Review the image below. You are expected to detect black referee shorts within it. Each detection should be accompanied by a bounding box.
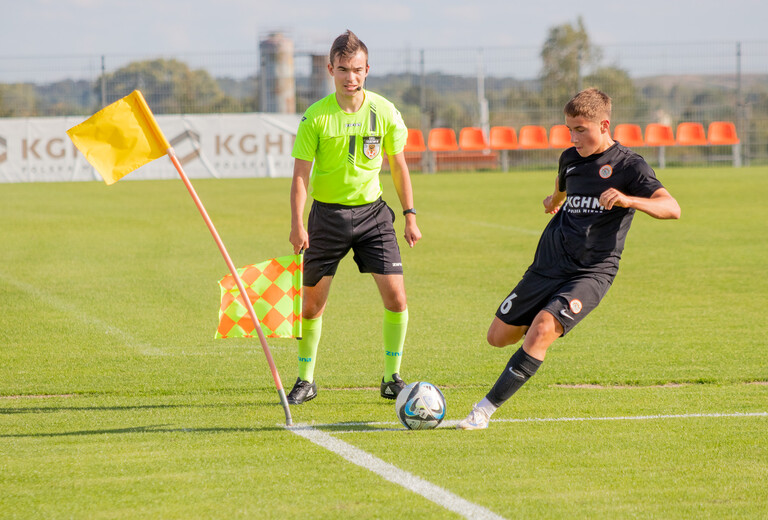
[495,269,614,336]
[303,198,403,287]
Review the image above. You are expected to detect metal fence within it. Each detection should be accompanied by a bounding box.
[1,39,766,170]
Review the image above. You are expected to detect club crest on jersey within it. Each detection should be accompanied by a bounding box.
[599,164,613,179]
[363,136,381,160]
[569,299,583,314]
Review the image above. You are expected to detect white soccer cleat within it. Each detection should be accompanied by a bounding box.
[457,403,490,430]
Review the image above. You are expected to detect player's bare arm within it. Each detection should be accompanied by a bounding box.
[388,151,422,248]
[543,178,566,214]
[289,158,313,253]
[600,187,681,219]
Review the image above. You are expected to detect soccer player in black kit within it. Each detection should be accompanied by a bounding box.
[459,88,681,430]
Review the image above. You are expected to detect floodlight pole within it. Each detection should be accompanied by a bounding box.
[166,148,293,426]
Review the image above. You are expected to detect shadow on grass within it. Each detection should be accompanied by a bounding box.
[0,400,278,415]
[1,420,414,438]
[289,421,410,433]
[0,423,288,438]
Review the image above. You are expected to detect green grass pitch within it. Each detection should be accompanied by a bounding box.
[1,166,766,519]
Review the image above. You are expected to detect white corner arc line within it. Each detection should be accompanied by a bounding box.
[288,425,507,520]
[0,270,165,356]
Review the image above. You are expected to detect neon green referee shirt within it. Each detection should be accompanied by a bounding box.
[291,90,408,206]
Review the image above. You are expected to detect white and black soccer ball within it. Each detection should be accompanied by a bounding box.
[395,381,446,430]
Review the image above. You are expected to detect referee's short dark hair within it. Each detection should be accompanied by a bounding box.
[330,30,369,66]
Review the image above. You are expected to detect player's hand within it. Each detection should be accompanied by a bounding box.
[289,226,309,254]
[599,188,630,210]
[543,195,562,214]
[403,218,421,248]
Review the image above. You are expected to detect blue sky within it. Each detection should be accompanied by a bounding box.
[1,0,764,57]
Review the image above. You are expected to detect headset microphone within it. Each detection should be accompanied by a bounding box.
[356,86,362,91]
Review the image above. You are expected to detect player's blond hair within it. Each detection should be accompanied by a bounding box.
[564,88,612,122]
[330,30,368,66]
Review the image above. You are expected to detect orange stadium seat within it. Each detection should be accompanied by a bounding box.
[518,125,549,149]
[404,128,426,152]
[613,124,645,147]
[676,122,707,146]
[707,121,739,145]
[458,127,489,150]
[489,126,518,150]
[549,125,572,148]
[644,124,676,147]
[427,128,458,151]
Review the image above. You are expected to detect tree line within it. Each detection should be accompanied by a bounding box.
[0,17,763,153]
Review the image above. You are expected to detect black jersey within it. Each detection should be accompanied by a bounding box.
[529,143,663,277]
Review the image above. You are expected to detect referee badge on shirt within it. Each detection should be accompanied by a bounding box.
[363,136,381,160]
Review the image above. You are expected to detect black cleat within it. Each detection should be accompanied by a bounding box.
[380,373,406,400]
[287,378,317,405]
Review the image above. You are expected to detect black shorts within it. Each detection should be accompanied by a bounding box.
[303,198,403,287]
[495,269,614,336]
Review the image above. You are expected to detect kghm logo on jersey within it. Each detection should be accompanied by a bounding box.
[599,164,613,179]
[363,136,381,159]
[562,195,605,214]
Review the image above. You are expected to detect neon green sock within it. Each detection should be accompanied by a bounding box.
[297,316,322,382]
[383,308,408,382]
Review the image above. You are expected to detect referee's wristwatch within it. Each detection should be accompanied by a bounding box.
[402,208,417,216]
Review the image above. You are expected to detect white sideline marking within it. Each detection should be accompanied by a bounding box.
[476,411,768,424]
[317,411,768,434]
[290,412,767,516]
[288,424,507,520]
[0,270,165,356]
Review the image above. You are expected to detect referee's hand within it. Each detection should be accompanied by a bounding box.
[290,226,309,254]
[404,218,421,248]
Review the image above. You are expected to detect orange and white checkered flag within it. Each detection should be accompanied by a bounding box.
[216,254,303,339]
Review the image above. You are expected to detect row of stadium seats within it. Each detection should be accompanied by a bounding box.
[404,121,740,153]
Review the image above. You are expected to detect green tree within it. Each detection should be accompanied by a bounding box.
[539,17,602,109]
[501,86,548,126]
[584,66,641,122]
[98,59,240,114]
[401,82,474,130]
[0,84,39,117]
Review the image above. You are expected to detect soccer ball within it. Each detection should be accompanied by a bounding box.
[395,381,446,430]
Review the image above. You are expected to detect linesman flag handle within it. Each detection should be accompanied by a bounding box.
[67,90,293,426]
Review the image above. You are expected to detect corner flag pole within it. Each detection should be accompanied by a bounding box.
[66,90,292,425]
[166,148,293,427]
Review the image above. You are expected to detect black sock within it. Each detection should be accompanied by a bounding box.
[486,347,542,407]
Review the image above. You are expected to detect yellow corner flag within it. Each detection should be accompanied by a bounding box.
[67,90,294,425]
[67,90,171,185]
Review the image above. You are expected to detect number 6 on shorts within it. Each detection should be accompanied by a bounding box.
[499,293,517,314]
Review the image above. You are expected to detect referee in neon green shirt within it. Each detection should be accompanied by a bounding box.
[287,30,422,405]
